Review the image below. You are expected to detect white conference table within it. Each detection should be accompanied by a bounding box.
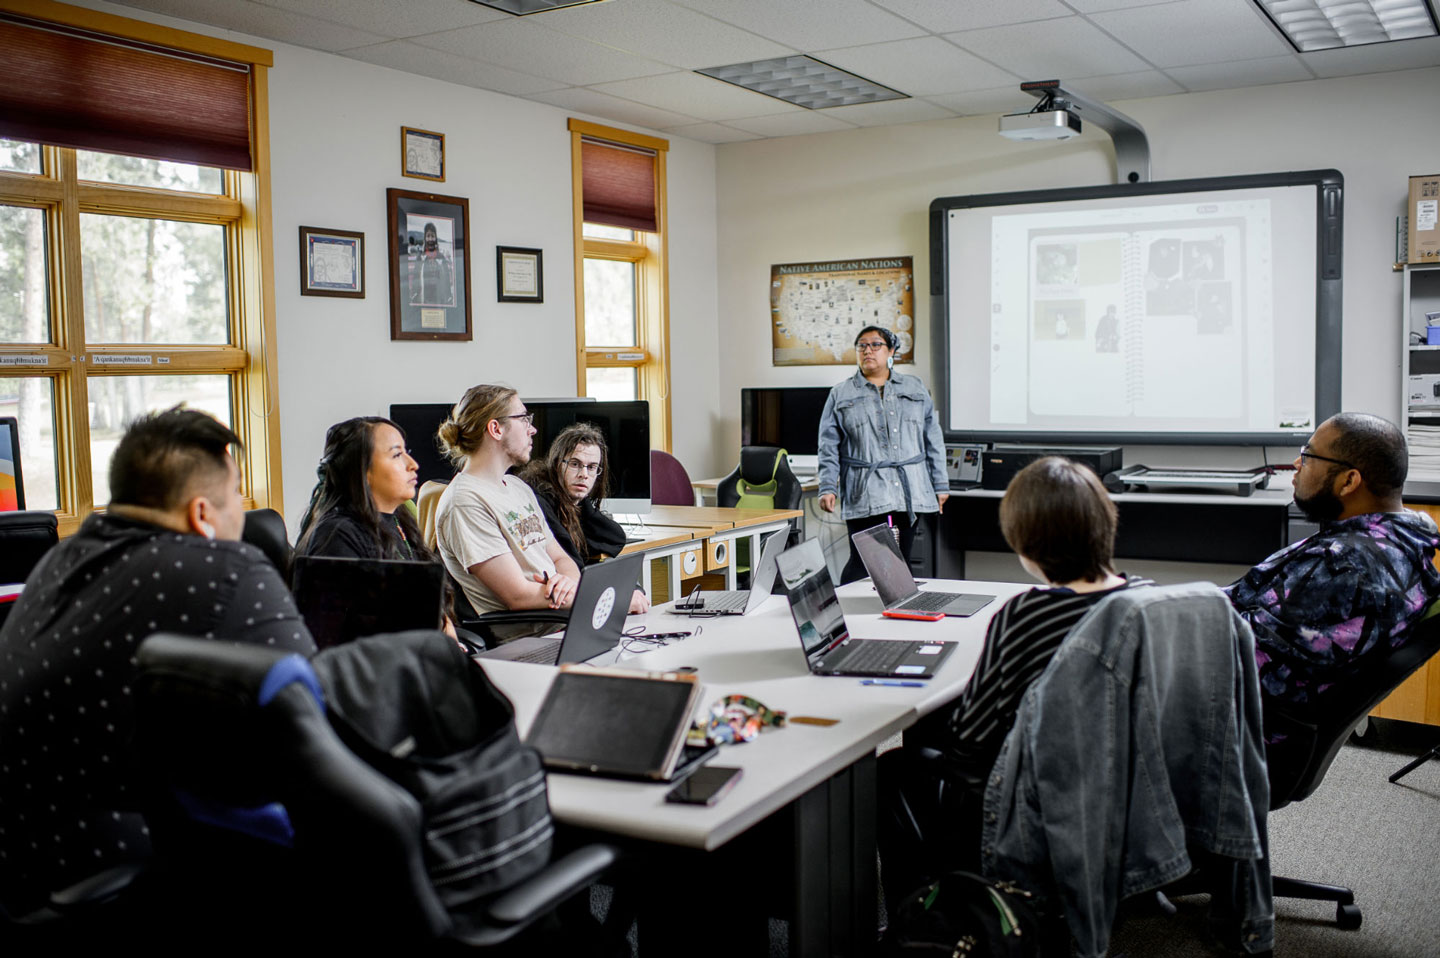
[478,576,1029,956]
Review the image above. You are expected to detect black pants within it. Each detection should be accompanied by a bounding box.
[840,511,925,584]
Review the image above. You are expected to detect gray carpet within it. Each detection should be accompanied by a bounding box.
[1108,718,1440,957]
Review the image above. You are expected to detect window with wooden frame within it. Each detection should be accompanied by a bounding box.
[568,119,671,451]
[0,1,280,536]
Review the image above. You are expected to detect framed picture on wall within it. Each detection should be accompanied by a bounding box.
[401,126,445,181]
[386,188,472,341]
[496,246,543,303]
[298,225,364,298]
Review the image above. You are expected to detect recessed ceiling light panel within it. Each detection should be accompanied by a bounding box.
[1253,0,1439,51]
[467,0,604,15]
[697,55,906,110]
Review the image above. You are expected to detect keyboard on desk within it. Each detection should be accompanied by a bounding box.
[891,591,959,614]
[510,642,563,665]
[830,639,916,674]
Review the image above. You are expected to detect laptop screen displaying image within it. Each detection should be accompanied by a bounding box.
[775,538,846,658]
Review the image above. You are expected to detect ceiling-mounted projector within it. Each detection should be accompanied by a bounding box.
[998,109,1081,141]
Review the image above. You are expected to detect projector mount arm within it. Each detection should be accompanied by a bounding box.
[1021,79,1151,184]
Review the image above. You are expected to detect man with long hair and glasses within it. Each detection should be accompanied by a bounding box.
[1226,412,1440,776]
[517,421,626,569]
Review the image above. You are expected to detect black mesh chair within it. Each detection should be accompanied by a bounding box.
[121,633,616,949]
[0,509,58,584]
[241,507,292,579]
[1263,609,1440,929]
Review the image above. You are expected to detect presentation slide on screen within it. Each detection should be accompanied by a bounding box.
[946,185,1318,438]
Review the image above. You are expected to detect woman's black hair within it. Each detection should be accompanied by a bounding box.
[295,417,433,567]
[854,325,898,351]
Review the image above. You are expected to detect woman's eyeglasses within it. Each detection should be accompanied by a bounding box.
[563,458,602,477]
[855,341,888,353]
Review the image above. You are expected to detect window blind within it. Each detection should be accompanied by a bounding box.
[0,12,254,171]
[580,137,658,233]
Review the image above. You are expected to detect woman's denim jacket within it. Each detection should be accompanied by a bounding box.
[982,583,1273,958]
[816,369,947,522]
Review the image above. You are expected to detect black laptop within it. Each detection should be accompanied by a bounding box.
[672,530,785,615]
[291,555,445,649]
[477,552,643,666]
[775,539,956,679]
[850,523,995,617]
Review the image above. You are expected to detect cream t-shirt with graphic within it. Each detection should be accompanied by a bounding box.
[435,472,558,615]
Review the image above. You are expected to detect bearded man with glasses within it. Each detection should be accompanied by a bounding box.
[1225,412,1439,774]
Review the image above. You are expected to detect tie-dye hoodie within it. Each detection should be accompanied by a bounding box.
[1225,509,1440,707]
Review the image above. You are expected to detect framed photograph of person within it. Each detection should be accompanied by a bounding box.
[386,188,472,341]
[496,246,543,303]
[401,126,444,182]
[298,226,364,298]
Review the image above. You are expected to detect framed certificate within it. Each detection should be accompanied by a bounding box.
[299,226,364,298]
[497,246,543,303]
[401,126,444,181]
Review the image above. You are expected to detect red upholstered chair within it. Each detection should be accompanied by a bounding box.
[649,450,695,506]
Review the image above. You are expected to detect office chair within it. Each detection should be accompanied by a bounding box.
[417,478,448,551]
[0,508,58,585]
[717,447,804,575]
[1262,608,1440,929]
[649,449,695,506]
[241,507,292,578]
[128,632,618,949]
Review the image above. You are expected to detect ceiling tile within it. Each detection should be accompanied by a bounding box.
[662,122,764,143]
[819,98,959,126]
[870,0,1073,32]
[1165,55,1313,91]
[259,0,509,38]
[344,40,565,96]
[590,71,802,121]
[112,0,388,51]
[1088,0,1291,68]
[1065,70,1184,101]
[1302,37,1440,78]
[528,87,704,130]
[813,36,1019,96]
[925,87,1032,117]
[945,16,1152,78]
[531,0,795,69]
[725,111,859,137]
[408,19,672,86]
[669,0,925,49]
[1063,0,1177,11]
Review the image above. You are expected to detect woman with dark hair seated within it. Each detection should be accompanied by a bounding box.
[296,416,457,639]
[878,456,1151,905]
[517,421,626,569]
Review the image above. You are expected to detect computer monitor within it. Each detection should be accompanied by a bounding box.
[388,397,650,514]
[527,400,651,515]
[0,417,25,511]
[739,387,831,475]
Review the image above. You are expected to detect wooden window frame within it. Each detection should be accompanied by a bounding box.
[0,0,280,536]
[568,119,671,452]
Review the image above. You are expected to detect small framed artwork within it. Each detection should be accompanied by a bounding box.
[496,246,544,303]
[298,226,364,298]
[401,126,445,182]
[386,188,472,341]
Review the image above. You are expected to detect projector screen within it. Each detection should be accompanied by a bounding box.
[930,170,1342,445]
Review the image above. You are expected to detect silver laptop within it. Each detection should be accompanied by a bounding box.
[672,531,785,616]
[850,524,995,618]
[478,552,642,666]
[776,538,956,679]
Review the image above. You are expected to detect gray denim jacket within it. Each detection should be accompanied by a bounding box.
[982,583,1273,958]
[816,369,947,522]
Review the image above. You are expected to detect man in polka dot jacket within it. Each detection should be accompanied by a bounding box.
[0,407,316,915]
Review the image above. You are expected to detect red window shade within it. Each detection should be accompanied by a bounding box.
[0,13,254,171]
[581,137,658,233]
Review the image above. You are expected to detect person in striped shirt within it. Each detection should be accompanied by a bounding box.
[878,456,1150,904]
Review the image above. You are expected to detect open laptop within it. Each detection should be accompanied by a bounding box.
[477,552,643,666]
[672,530,785,615]
[850,524,995,618]
[776,538,956,679]
[291,556,445,650]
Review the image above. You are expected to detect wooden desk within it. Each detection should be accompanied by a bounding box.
[636,506,803,591]
[618,525,701,600]
[479,577,1028,956]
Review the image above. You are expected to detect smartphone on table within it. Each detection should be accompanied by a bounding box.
[665,765,743,806]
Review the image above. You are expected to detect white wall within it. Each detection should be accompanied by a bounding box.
[712,67,1440,470]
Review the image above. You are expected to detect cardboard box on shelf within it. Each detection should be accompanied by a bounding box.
[1410,175,1440,264]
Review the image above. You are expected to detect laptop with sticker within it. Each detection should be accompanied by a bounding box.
[477,552,643,666]
[775,538,956,679]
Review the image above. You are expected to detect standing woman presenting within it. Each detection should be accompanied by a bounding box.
[818,325,949,583]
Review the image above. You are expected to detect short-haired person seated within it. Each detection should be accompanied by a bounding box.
[432,385,647,634]
[1224,412,1440,781]
[294,416,458,642]
[517,421,626,569]
[0,407,316,915]
[877,456,1151,906]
